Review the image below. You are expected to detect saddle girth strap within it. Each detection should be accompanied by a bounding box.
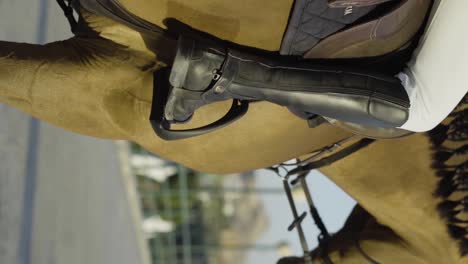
[288,138,376,176]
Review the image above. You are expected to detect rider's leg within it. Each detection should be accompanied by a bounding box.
[398,0,468,132]
[164,0,467,134]
[164,37,410,129]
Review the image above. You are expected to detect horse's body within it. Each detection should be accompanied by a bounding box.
[0,0,466,262]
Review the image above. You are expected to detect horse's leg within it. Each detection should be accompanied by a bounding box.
[0,37,156,139]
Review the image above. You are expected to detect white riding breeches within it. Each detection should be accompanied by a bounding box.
[398,0,468,132]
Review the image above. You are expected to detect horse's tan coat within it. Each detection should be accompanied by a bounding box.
[0,0,466,262]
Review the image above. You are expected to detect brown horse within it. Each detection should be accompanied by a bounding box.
[0,0,466,262]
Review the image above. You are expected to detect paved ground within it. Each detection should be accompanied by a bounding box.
[0,1,150,264]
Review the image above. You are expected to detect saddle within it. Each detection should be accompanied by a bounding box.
[73,0,432,140]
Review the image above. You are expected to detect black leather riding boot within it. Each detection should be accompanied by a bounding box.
[164,36,410,128]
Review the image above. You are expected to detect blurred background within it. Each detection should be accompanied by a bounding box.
[0,0,356,263]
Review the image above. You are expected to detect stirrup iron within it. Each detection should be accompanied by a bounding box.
[150,68,248,141]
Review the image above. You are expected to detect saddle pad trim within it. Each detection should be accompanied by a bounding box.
[280,0,376,56]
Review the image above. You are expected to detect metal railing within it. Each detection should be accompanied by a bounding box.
[131,148,286,264]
